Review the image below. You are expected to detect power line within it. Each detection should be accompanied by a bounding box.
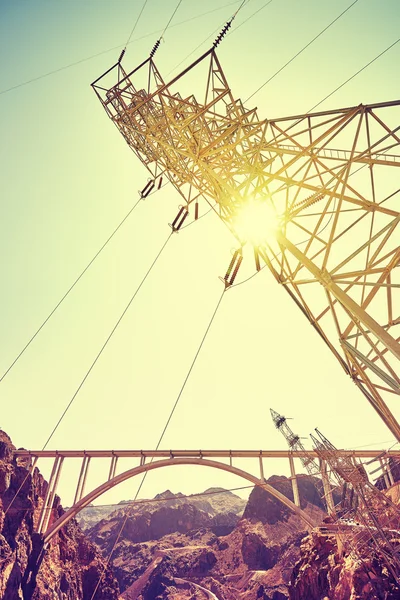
[90,286,226,599]
[308,36,400,112]
[5,484,256,512]
[42,232,173,451]
[0,197,146,383]
[245,0,360,103]
[160,0,184,39]
[228,0,273,36]
[125,0,150,49]
[167,0,261,75]
[0,2,239,96]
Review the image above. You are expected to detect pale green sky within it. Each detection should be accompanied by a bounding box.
[1,0,399,505]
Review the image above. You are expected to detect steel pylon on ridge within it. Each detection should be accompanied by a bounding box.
[92,50,400,441]
[270,408,320,476]
[312,429,400,580]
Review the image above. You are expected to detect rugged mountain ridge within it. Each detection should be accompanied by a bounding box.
[0,430,119,600]
[86,477,327,598]
[77,487,246,533]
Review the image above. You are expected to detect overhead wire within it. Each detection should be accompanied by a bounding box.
[41,231,173,451]
[227,0,273,36]
[308,36,400,113]
[167,0,257,75]
[90,286,226,599]
[160,0,184,39]
[124,0,150,50]
[4,229,173,518]
[6,483,256,512]
[0,182,170,384]
[0,2,239,96]
[244,0,360,103]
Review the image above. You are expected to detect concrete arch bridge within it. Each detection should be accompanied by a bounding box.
[14,448,400,544]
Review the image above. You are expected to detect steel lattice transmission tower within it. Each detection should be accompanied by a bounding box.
[311,429,400,581]
[270,408,320,476]
[92,47,400,440]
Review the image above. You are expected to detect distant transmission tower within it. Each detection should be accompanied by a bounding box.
[270,408,320,476]
[311,429,400,582]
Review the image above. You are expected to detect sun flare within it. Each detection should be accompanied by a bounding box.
[232,198,280,245]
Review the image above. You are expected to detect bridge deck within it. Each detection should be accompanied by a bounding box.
[14,449,400,459]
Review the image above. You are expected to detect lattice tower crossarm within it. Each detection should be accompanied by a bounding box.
[92,49,400,441]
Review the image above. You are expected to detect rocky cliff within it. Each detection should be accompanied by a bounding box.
[86,477,326,599]
[289,530,400,600]
[0,430,120,600]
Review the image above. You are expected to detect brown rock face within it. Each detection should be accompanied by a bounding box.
[289,531,400,600]
[87,476,326,599]
[0,430,120,600]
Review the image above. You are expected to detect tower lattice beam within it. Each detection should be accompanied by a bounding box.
[92,50,400,440]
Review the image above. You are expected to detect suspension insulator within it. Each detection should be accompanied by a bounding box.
[170,206,189,231]
[150,39,161,58]
[118,48,126,63]
[254,247,261,271]
[140,180,155,198]
[213,20,233,48]
[157,176,163,189]
[195,202,199,220]
[221,249,243,288]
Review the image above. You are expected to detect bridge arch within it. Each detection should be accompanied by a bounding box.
[44,457,318,543]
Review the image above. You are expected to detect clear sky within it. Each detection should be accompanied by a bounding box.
[1,0,399,506]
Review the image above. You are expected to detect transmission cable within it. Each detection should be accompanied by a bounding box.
[6,483,256,513]
[227,0,273,37]
[1,180,169,384]
[4,230,173,519]
[160,0,184,39]
[124,0,150,51]
[0,3,239,96]
[0,197,150,383]
[167,0,256,75]
[308,36,400,113]
[245,0,360,103]
[90,286,226,599]
[41,232,173,451]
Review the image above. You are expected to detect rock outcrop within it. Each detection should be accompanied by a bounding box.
[289,530,400,600]
[87,476,326,599]
[0,430,120,600]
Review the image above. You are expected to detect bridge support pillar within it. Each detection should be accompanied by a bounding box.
[259,454,264,481]
[108,454,118,481]
[289,455,300,507]
[37,456,64,534]
[74,456,91,505]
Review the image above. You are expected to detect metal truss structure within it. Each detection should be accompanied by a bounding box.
[272,407,400,582]
[270,408,338,516]
[312,429,400,581]
[92,48,400,440]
